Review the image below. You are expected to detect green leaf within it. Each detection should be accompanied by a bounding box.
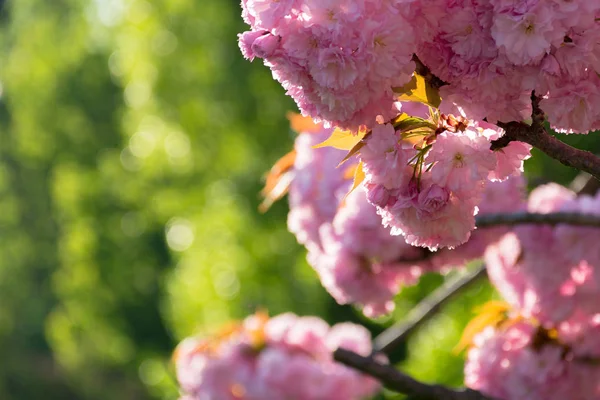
[392,113,436,133]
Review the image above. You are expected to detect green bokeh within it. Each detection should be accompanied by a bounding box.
[0,1,599,399]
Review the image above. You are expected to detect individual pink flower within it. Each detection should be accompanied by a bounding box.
[238,30,268,61]
[242,0,298,31]
[382,181,479,250]
[427,130,496,195]
[360,122,414,189]
[416,183,450,218]
[540,71,600,134]
[491,3,564,65]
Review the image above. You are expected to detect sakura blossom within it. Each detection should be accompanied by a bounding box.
[485,184,600,326]
[174,312,381,400]
[239,0,600,132]
[465,320,600,400]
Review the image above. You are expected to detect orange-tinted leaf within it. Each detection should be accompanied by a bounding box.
[286,112,321,133]
[342,162,360,180]
[313,127,367,150]
[259,172,293,213]
[259,150,296,212]
[453,300,511,354]
[393,73,442,108]
[246,309,270,349]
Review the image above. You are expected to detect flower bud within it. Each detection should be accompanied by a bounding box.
[365,183,390,208]
[251,33,280,59]
[237,30,267,61]
[417,184,449,217]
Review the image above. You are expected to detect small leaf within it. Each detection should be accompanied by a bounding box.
[453,300,511,354]
[338,131,372,166]
[394,116,436,133]
[286,112,321,133]
[344,160,365,199]
[313,128,367,150]
[342,162,360,180]
[393,74,442,108]
[259,150,296,212]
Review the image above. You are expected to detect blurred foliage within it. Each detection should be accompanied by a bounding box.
[0,0,599,399]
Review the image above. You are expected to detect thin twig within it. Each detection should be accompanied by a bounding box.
[334,348,496,400]
[476,212,600,228]
[374,265,487,354]
[373,210,600,354]
[571,171,600,196]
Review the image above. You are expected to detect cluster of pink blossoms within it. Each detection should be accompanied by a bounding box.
[465,184,600,399]
[239,0,416,129]
[175,312,380,400]
[240,0,600,133]
[360,106,530,250]
[485,184,600,326]
[287,126,431,316]
[466,320,600,400]
[284,119,526,316]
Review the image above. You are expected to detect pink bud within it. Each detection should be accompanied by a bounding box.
[237,30,267,61]
[417,184,449,217]
[366,183,390,208]
[251,33,280,59]
[392,178,420,209]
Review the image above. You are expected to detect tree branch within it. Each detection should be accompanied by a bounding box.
[491,93,600,181]
[571,171,600,196]
[412,54,448,90]
[412,59,600,180]
[374,264,487,355]
[334,348,495,400]
[476,211,600,229]
[374,210,600,356]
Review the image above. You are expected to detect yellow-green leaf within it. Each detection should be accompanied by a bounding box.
[338,131,372,166]
[392,113,436,133]
[313,128,367,150]
[393,74,442,108]
[344,160,365,199]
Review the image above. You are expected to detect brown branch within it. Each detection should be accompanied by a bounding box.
[334,348,496,400]
[476,211,600,229]
[411,60,600,180]
[374,264,487,355]
[571,171,600,196]
[412,54,448,90]
[375,210,600,355]
[491,92,600,181]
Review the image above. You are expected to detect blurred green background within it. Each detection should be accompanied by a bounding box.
[0,1,598,399]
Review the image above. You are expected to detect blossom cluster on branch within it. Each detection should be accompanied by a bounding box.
[273,117,526,316]
[360,103,530,249]
[207,1,600,399]
[465,185,600,400]
[239,0,600,133]
[174,312,380,400]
